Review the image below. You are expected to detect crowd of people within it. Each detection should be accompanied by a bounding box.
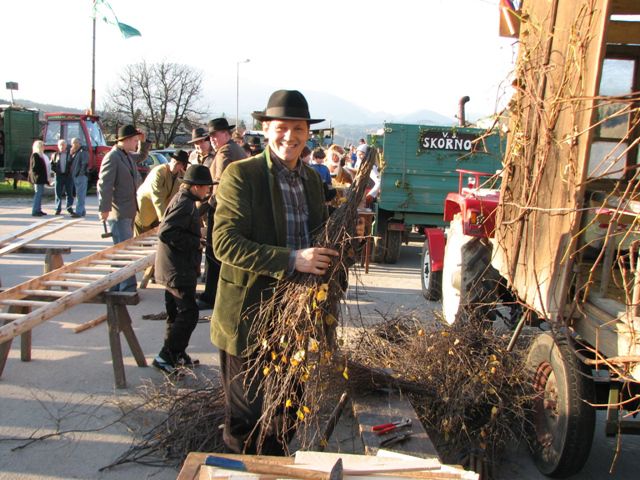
[26,89,378,455]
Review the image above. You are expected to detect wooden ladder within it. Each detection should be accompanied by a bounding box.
[0,229,158,387]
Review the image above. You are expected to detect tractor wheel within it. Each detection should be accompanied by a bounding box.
[421,238,442,301]
[441,214,519,326]
[384,230,402,264]
[526,333,595,478]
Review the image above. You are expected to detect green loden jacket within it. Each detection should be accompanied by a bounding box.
[211,148,328,357]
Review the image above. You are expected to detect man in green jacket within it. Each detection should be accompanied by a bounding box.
[211,90,338,455]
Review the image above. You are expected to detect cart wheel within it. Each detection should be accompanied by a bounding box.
[421,238,442,300]
[384,230,402,264]
[526,333,595,478]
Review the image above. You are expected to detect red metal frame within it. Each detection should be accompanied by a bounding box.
[444,169,500,238]
[423,227,445,272]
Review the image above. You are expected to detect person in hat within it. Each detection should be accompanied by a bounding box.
[152,164,214,374]
[134,149,189,235]
[211,90,338,454]
[97,124,145,292]
[187,127,214,167]
[196,117,248,310]
[50,139,75,215]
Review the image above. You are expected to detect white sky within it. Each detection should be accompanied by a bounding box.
[1,0,518,122]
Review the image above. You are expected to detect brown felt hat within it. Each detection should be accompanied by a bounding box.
[187,128,209,144]
[251,90,324,124]
[207,118,235,133]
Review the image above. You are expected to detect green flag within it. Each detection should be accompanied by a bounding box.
[93,0,141,39]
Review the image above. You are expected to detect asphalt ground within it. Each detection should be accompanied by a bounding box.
[0,190,639,479]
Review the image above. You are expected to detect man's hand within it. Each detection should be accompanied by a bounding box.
[100,211,110,221]
[294,247,339,275]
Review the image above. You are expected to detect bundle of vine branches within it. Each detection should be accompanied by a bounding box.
[102,375,226,470]
[346,313,536,468]
[244,147,379,452]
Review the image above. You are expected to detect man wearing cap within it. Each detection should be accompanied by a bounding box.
[153,164,214,374]
[211,90,338,454]
[196,118,248,310]
[134,149,189,235]
[97,124,144,292]
[187,127,214,167]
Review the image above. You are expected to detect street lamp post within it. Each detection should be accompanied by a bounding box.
[236,59,250,132]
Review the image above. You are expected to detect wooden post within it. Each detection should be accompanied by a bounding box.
[0,319,12,376]
[104,292,147,389]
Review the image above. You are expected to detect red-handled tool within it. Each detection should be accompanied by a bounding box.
[372,418,411,435]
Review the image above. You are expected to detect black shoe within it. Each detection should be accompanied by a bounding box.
[70,212,82,218]
[196,298,213,310]
[55,210,61,215]
[32,212,45,217]
[67,208,74,215]
[152,355,176,374]
[177,352,200,368]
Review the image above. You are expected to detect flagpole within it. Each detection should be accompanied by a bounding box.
[91,11,96,115]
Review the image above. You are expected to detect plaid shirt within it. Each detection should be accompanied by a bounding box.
[271,150,310,250]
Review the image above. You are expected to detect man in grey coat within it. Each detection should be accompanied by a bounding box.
[97,124,143,292]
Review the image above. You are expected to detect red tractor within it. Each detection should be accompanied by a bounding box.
[42,112,111,185]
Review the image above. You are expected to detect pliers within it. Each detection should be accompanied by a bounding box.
[372,418,412,435]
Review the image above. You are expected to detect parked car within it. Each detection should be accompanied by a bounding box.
[138,151,169,179]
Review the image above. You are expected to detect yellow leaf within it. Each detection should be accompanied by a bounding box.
[281,355,288,364]
[342,367,349,380]
[302,405,311,414]
[454,338,460,346]
[417,329,424,336]
[285,399,292,408]
[308,338,319,352]
[491,406,498,418]
[296,409,305,421]
[316,284,329,302]
[271,351,278,361]
[261,339,268,350]
[262,367,270,376]
[325,313,337,326]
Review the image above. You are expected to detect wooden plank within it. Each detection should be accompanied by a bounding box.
[611,0,640,15]
[606,20,640,44]
[0,218,58,246]
[352,390,440,459]
[0,219,83,256]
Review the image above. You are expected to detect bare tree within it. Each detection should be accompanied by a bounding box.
[104,61,204,147]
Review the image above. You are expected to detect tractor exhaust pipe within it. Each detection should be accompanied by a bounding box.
[458,96,470,127]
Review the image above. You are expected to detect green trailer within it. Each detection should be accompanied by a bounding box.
[0,106,40,183]
[372,122,504,263]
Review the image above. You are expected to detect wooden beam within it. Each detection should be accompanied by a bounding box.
[0,219,83,256]
[607,20,640,44]
[75,266,120,272]
[90,260,131,266]
[73,314,107,333]
[62,273,106,280]
[0,314,26,320]
[0,218,58,246]
[611,0,640,15]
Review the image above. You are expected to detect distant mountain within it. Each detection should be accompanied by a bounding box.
[303,91,454,127]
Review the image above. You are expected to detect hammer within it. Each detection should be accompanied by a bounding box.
[101,221,113,239]
[205,455,343,480]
